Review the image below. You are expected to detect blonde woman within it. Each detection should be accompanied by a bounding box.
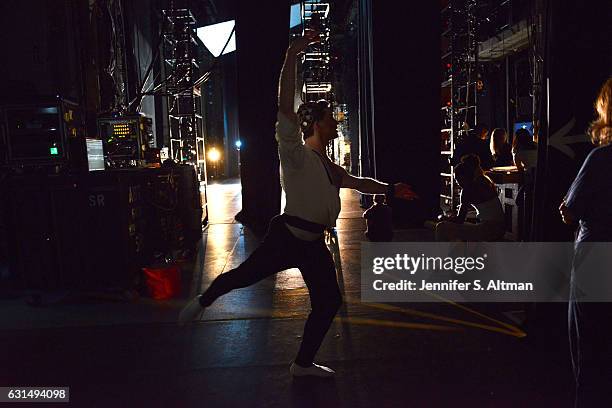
[560,78,612,242]
[489,128,512,166]
[560,78,612,403]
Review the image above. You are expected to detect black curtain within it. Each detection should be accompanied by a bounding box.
[533,0,611,241]
[0,0,83,102]
[234,1,289,234]
[360,0,440,225]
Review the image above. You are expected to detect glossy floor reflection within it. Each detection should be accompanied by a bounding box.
[1,178,577,407]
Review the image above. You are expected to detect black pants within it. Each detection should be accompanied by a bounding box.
[199,215,342,366]
[568,244,612,406]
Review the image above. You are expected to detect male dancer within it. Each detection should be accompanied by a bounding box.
[179,31,417,377]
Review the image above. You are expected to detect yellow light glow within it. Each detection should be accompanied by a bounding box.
[207,148,221,162]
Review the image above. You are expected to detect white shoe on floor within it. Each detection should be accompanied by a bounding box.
[178,295,204,325]
[290,362,336,378]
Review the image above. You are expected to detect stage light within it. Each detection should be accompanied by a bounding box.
[235,140,242,149]
[207,148,221,162]
[197,20,236,57]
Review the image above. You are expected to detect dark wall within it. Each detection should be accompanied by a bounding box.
[234,1,289,233]
[534,0,612,241]
[222,55,240,178]
[364,1,440,224]
[0,0,84,102]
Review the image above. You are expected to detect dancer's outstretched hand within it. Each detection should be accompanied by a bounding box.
[394,183,419,200]
[288,30,320,54]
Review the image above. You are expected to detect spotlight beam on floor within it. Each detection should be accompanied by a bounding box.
[347,299,526,338]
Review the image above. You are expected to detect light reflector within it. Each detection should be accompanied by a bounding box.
[197,20,236,57]
[290,3,302,28]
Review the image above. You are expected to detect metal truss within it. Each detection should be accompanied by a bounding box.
[162,8,206,177]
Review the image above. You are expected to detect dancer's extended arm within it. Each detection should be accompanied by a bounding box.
[331,162,418,200]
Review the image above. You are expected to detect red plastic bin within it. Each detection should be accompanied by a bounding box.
[143,266,181,300]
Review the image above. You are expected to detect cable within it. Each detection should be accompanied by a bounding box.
[136,71,162,112]
[134,17,234,100]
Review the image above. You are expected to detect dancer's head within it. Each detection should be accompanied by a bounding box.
[589,77,612,146]
[297,100,338,143]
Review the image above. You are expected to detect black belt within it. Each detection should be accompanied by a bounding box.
[282,214,326,234]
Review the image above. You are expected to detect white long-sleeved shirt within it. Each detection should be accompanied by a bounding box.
[275,111,341,240]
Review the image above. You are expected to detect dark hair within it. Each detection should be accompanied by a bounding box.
[455,154,481,181]
[297,100,331,138]
[474,123,489,135]
[455,154,495,188]
[512,128,534,150]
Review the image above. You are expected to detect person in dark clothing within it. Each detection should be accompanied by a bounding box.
[363,195,393,241]
[560,148,612,243]
[489,128,513,167]
[512,128,538,174]
[512,128,539,239]
[560,78,612,404]
[436,155,505,241]
[452,123,493,170]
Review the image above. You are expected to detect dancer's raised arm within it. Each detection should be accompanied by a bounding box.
[278,31,319,119]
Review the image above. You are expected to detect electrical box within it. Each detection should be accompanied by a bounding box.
[98,114,153,168]
[0,96,84,169]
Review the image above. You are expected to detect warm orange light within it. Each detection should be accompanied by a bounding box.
[207,148,221,162]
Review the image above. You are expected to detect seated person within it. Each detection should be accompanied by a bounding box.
[512,128,538,175]
[451,123,494,169]
[512,128,538,239]
[490,128,513,167]
[363,194,393,242]
[436,155,505,241]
